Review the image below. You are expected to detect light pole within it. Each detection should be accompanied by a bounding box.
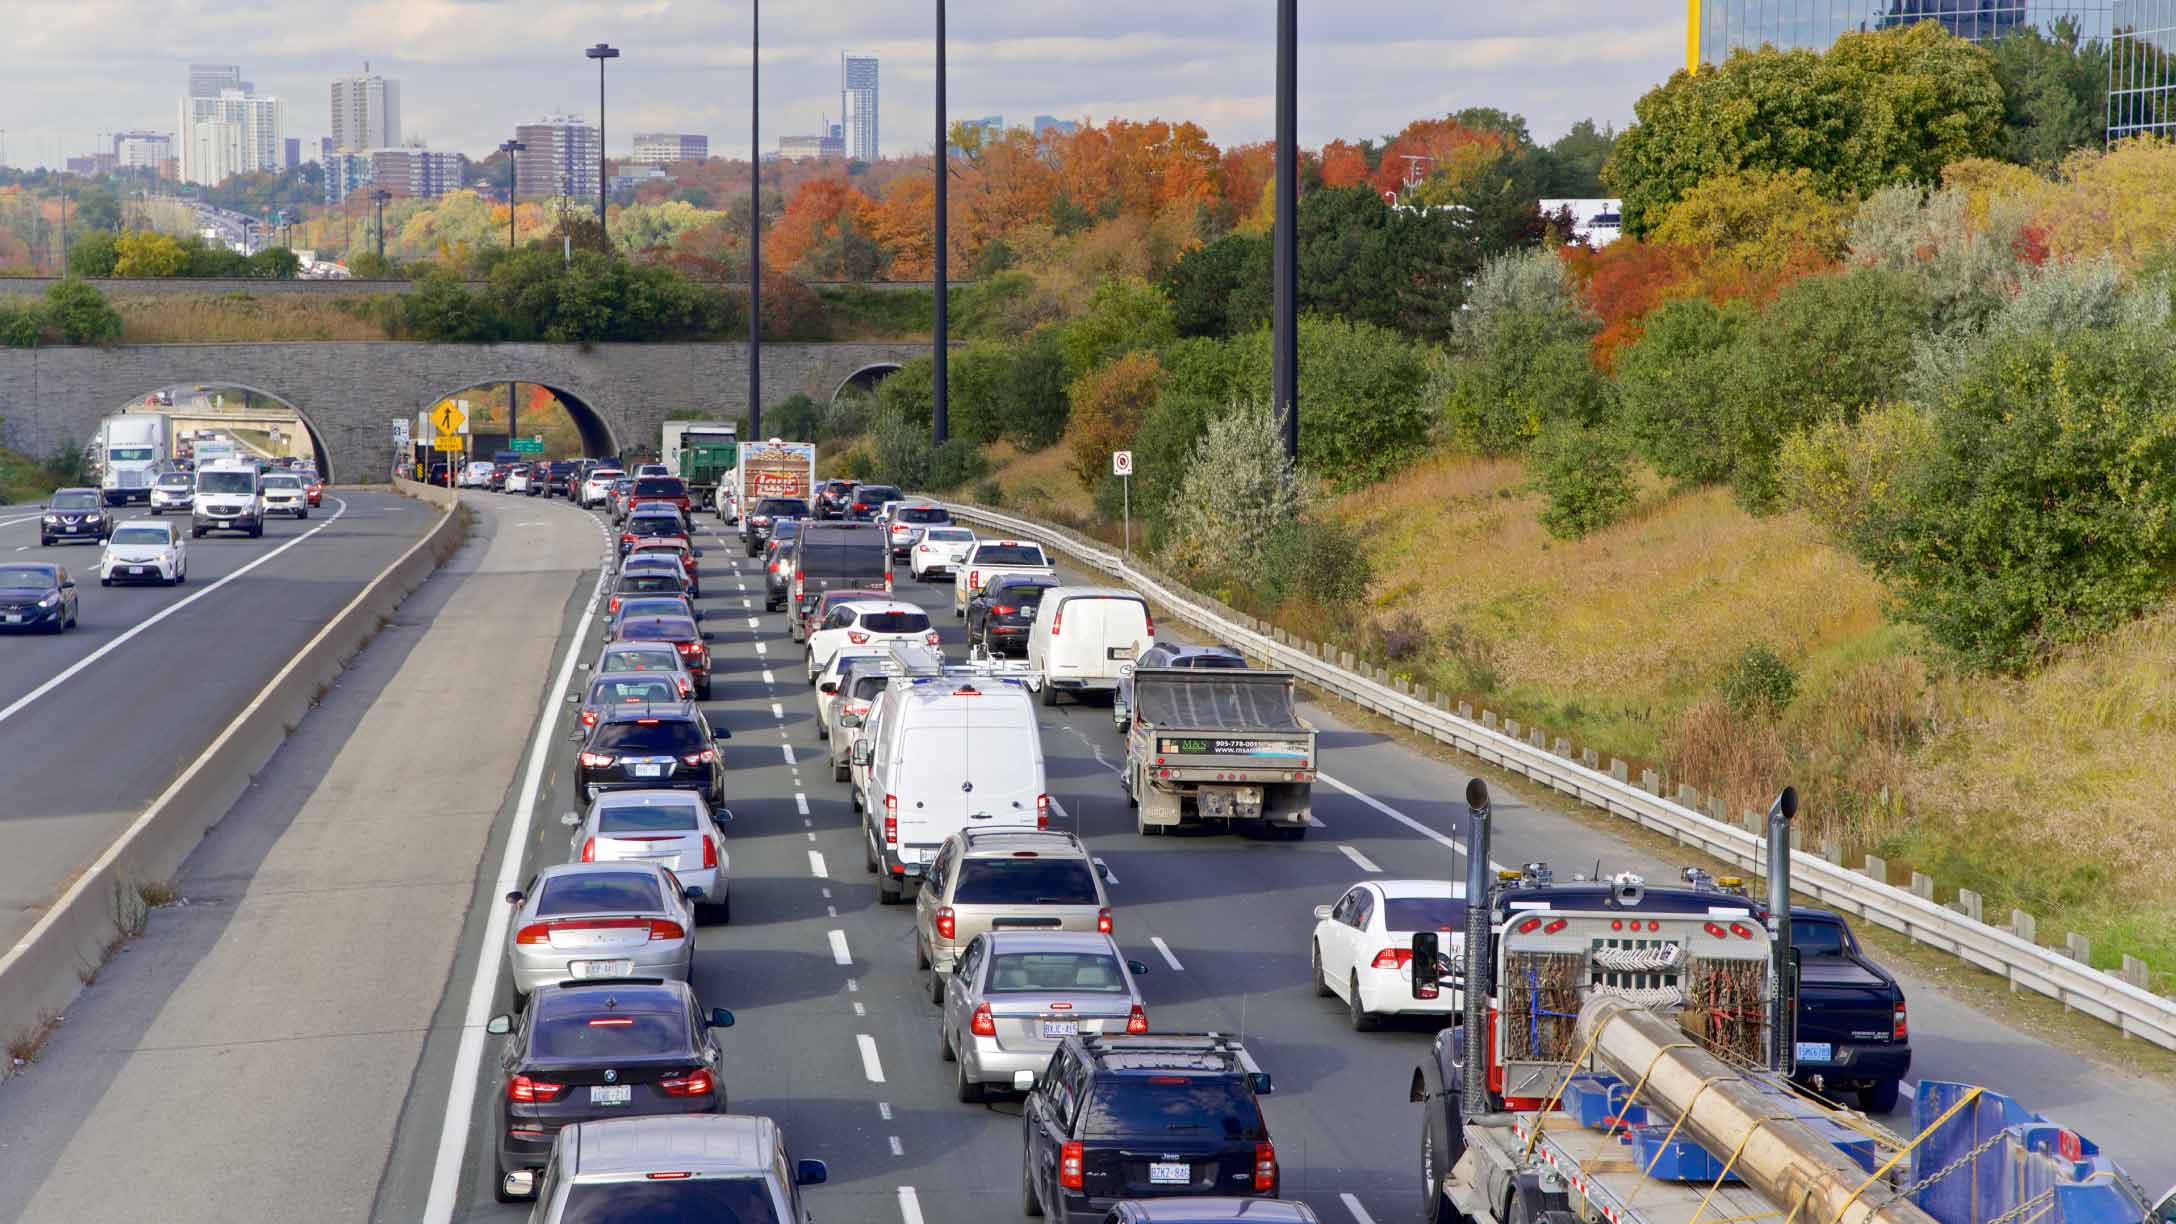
[372,188,392,262]
[1273,0,1299,463]
[499,138,526,248]
[932,0,949,447]
[749,2,762,439]
[585,43,620,244]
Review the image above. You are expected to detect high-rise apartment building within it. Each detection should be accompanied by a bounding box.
[372,147,463,198]
[188,64,242,98]
[284,137,301,170]
[842,53,880,160]
[330,68,402,152]
[630,132,708,164]
[326,151,373,203]
[112,130,172,173]
[177,86,284,186]
[2109,0,2176,140]
[514,115,601,202]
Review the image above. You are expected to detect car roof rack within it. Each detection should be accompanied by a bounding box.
[1077,1032,1270,1085]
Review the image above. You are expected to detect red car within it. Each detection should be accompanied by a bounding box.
[611,614,713,700]
[629,475,692,516]
[303,475,324,507]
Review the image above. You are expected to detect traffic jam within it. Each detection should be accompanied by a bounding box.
[453,438,2166,1224]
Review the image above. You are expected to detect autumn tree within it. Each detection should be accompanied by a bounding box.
[1063,352,1164,485]
[768,178,886,280]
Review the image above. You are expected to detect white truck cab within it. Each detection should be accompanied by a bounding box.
[192,460,264,538]
[1026,587,1152,706]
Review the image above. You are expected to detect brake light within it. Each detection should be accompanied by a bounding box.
[993,604,1016,615]
[1893,1001,1908,1041]
[852,502,866,511]
[1729,922,1756,940]
[1704,922,1727,939]
[1059,1141,1084,1190]
[514,923,551,945]
[507,1074,565,1103]
[970,1002,996,1037]
[1544,918,1568,934]
[620,532,635,544]
[659,1068,714,1097]
[1036,793,1050,828]
[935,906,955,940]
[794,575,804,600]
[579,837,597,862]
[883,795,898,845]
[769,560,780,574]
[677,640,701,656]
[579,751,613,768]
[1144,610,1154,638]
[1051,608,1062,636]
[581,710,598,727]
[646,1171,692,1180]
[925,632,941,646]
[1372,948,1414,969]
[682,748,717,766]
[702,837,718,869]
[1097,907,1112,935]
[648,919,686,941]
[1126,1003,1149,1034]
[968,569,979,591]
[847,631,870,644]
[1516,917,1542,934]
[609,596,622,613]
[1253,1142,1277,1192]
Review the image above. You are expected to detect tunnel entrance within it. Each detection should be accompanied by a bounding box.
[831,363,903,407]
[117,384,334,483]
[413,381,618,476]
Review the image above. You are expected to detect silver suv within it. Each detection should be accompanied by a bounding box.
[914,828,1111,1001]
[526,1114,826,1221]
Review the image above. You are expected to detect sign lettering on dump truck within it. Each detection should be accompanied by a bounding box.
[1158,737,1309,757]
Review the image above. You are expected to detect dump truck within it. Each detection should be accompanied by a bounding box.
[1120,668,1314,838]
[1413,783,2154,1224]
[661,420,739,511]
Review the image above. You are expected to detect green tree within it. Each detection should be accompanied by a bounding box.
[1530,422,1637,539]
[1058,277,1175,382]
[246,247,301,279]
[944,342,1014,446]
[1539,119,1618,196]
[1227,316,1434,487]
[69,181,121,233]
[1296,185,1480,342]
[1987,20,2114,169]
[1612,296,1754,486]
[399,268,499,341]
[42,279,121,344]
[0,300,46,348]
[874,353,936,429]
[67,230,119,278]
[1002,327,1070,447]
[1162,232,1270,339]
[1440,248,1608,453]
[1160,398,1307,592]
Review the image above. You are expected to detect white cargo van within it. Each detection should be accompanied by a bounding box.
[1025,587,1153,707]
[849,676,1048,904]
[192,460,264,538]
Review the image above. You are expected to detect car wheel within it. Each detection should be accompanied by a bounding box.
[297,508,308,519]
[38,535,50,547]
[100,576,111,587]
[1039,680,1057,707]
[174,566,184,584]
[817,721,829,741]
[864,834,878,873]
[834,760,849,783]
[1022,1150,1045,1217]
[929,968,947,1006]
[880,878,904,905]
[695,678,712,701]
[940,1020,955,1060]
[1349,974,1379,1031]
[956,1056,986,1103]
[1122,766,1138,809]
[1313,942,1335,998]
[191,528,204,539]
[150,507,160,516]
[1861,1078,1902,1114]
[915,935,930,971]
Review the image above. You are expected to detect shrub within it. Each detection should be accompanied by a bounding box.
[927,438,990,491]
[1160,399,1305,591]
[398,269,498,342]
[1058,277,1175,382]
[68,231,119,278]
[1612,296,1752,487]
[1063,352,1163,486]
[1371,609,1433,662]
[973,478,1005,507]
[113,231,189,278]
[1002,327,1070,447]
[1226,316,1433,488]
[1777,402,1934,568]
[944,342,1014,446]
[43,280,120,345]
[873,354,935,429]
[1442,249,1608,453]
[1130,390,1220,548]
[1720,644,1798,717]
[956,269,1064,339]
[0,300,45,348]
[763,393,822,441]
[1529,423,1636,539]
[869,404,932,489]
[1266,515,1373,609]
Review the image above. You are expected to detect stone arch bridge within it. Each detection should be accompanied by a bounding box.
[0,341,921,482]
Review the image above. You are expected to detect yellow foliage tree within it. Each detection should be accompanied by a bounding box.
[1651,168,1850,273]
[112,230,188,277]
[2035,136,2176,268]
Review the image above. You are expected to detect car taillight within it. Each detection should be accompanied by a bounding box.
[769,560,780,573]
[579,751,613,768]
[883,796,898,845]
[1059,1141,1084,1190]
[579,837,597,862]
[609,596,622,613]
[648,919,686,941]
[580,710,598,727]
[1893,1001,1908,1041]
[1372,948,1414,969]
[925,632,941,646]
[702,837,718,869]
[993,604,1015,615]
[1096,907,1113,935]
[847,631,869,644]
[677,641,701,656]
[1036,793,1050,829]
[507,1074,566,1103]
[1253,1142,1277,1192]
[682,748,717,766]
[1051,608,1062,636]
[620,532,635,544]
[1144,610,1154,638]
[852,502,866,511]
[971,1002,996,1038]
[659,1068,713,1097]
[935,906,955,940]
[968,569,979,590]
[1126,1002,1149,1034]
[794,576,804,600]
[514,923,551,945]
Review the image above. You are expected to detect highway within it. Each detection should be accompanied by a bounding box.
[0,489,439,953]
[0,491,2167,1224]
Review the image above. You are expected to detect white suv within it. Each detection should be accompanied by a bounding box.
[100,520,187,586]
[580,467,624,508]
[260,472,309,518]
[804,601,938,683]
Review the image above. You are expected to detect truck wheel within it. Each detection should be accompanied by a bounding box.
[1422,1116,1473,1224]
[880,878,904,905]
[1122,767,1138,809]
[1860,1078,1902,1114]
[1038,680,1057,708]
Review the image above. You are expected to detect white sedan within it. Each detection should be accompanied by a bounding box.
[910,527,978,580]
[99,521,187,586]
[804,600,938,683]
[1311,879,1467,1030]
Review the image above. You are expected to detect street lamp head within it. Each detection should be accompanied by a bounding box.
[500,139,527,154]
[585,43,620,60]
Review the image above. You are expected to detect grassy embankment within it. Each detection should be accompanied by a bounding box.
[0,446,80,504]
[976,445,2176,989]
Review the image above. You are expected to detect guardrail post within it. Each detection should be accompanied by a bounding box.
[1610,759,1628,783]
[1676,783,1700,808]
[1641,768,1659,794]
[1505,718,1520,738]
[1339,650,1355,670]
[2011,909,2037,943]
[1956,888,1982,922]
[1396,676,1410,695]
[1744,810,1762,835]
[1789,825,1803,852]
[1482,710,1498,729]
[1582,747,1598,768]
[1460,702,1473,719]
[1910,871,1934,901]
[1554,736,1570,758]
[2121,955,2149,989]
[2066,932,2091,965]
[1863,854,1888,884]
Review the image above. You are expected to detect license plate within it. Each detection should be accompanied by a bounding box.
[4,614,21,624]
[1107,646,1131,660]
[1148,1162,1189,1185]
[1041,1020,1078,1038]
[632,764,664,777]
[590,1084,631,1106]
[130,566,147,575]
[1795,1041,1833,1063]
[572,959,633,979]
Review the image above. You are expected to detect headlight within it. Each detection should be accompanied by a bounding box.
[42,514,57,523]
[85,513,102,522]
[38,593,58,607]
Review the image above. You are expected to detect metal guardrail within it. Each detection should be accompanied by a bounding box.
[935,499,2176,1052]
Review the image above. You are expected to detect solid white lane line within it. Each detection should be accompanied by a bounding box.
[0,496,352,729]
[1342,1193,1378,1224]
[795,792,810,816]
[1317,770,1507,871]
[898,1187,926,1224]
[424,516,611,1224]
[808,850,828,878]
[857,1034,885,1082]
[0,511,50,529]
[1151,936,1185,972]
[1339,844,1382,873]
[829,929,852,964]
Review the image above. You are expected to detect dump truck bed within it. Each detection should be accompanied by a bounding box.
[1132,668,1307,734]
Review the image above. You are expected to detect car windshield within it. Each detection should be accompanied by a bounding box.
[855,486,901,504]
[771,520,802,541]
[263,476,300,489]
[992,579,1057,602]
[557,1178,780,1223]
[634,478,687,498]
[1790,918,1850,957]
[108,446,156,461]
[593,719,707,754]
[598,802,702,834]
[800,542,889,578]
[974,544,1047,566]
[591,676,681,704]
[51,491,99,510]
[601,650,678,673]
[926,529,975,543]
[621,618,698,643]
[630,518,683,538]
[856,611,930,634]
[0,567,54,589]
[109,526,170,546]
[535,872,663,917]
[1080,1077,1266,1140]
[157,474,192,488]
[954,858,1099,906]
[531,1008,689,1060]
[898,507,948,525]
[985,951,1126,993]
[198,472,253,494]
[1383,897,1467,932]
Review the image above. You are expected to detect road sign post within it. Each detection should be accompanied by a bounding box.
[1112,450,1134,561]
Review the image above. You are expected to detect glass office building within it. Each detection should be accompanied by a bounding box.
[2108,0,2176,138]
[1690,0,2114,69]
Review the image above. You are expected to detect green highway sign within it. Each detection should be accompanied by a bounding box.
[510,437,544,453]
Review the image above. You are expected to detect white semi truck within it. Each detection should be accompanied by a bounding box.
[97,412,174,506]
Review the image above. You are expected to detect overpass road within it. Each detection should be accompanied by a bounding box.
[0,489,438,952]
[0,493,2167,1224]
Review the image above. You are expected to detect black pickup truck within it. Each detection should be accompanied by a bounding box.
[1790,907,1911,1113]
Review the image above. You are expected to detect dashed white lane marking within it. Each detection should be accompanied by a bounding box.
[878,1102,893,1121]
[829,929,852,965]
[854,1000,866,1015]
[898,1187,925,1224]
[1338,844,1382,873]
[1342,1193,1378,1224]
[847,977,859,992]
[742,597,751,608]
[1150,936,1185,972]
[808,850,828,878]
[795,792,810,816]
[746,616,759,628]
[821,887,832,899]
[755,641,767,655]
[782,743,796,765]
[857,1034,885,1082]
[888,1135,904,1157]
[771,702,784,718]
[763,669,775,684]
[827,905,838,917]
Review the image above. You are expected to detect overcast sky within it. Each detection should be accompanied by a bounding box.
[4,1,1680,169]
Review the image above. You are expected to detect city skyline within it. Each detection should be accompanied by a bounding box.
[0,3,1677,172]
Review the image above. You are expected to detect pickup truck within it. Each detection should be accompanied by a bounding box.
[950,539,1055,618]
[1789,907,1911,1112]
[1120,668,1315,838]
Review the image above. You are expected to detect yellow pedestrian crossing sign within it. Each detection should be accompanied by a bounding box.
[431,401,468,437]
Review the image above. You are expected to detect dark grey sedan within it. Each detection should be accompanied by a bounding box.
[0,563,79,633]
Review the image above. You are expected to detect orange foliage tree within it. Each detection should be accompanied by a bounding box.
[767,178,880,276]
[1370,117,1514,197]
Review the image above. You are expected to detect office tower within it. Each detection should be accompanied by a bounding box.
[842,53,879,160]
[177,88,284,185]
[630,132,708,163]
[513,114,601,202]
[188,64,241,98]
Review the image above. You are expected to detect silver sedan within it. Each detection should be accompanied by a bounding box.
[937,930,1149,1102]
[504,862,699,1004]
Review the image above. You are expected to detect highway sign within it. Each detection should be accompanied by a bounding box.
[510,437,544,453]
[392,417,410,444]
[431,401,469,437]
[1112,450,1134,476]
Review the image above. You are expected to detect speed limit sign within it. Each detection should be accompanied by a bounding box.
[1112,450,1134,476]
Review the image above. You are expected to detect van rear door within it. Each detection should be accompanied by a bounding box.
[1056,595,1151,684]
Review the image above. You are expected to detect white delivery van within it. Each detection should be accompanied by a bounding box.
[191,459,264,538]
[1026,587,1154,707]
[850,676,1048,904]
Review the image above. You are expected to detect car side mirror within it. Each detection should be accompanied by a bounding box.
[795,1159,828,1187]
[1095,860,1111,881]
[503,890,524,905]
[1127,960,1150,976]
[851,740,871,766]
[683,885,706,900]
[700,632,716,642]
[1411,931,1441,1001]
[839,712,862,728]
[565,691,582,703]
[708,1007,736,1029]
[713,808,734,824]
[819,681,838,695]
[60,579,75,590]
[691,546,704,557]
[486,1014,513,1036]
[1313,904,1333,922]
[1013,1070,1037,1092]
[1248,1071,1274,1095]
[705,716,730,739]
[559,811,581,827]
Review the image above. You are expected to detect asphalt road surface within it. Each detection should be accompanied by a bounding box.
[0,492,2167,1224]
[0,489,437,952]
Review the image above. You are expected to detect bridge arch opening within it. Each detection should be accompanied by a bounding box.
[415,381,619,470]
[831,363,903,408]
[118,383,338,482]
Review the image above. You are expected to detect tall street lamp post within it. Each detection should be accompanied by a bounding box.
[749,1,762,439]
[1273,0,1299,462]
[499,139,526,248]
[932,0,949,446]
[372,188,392,262]
[585,43,620,244]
